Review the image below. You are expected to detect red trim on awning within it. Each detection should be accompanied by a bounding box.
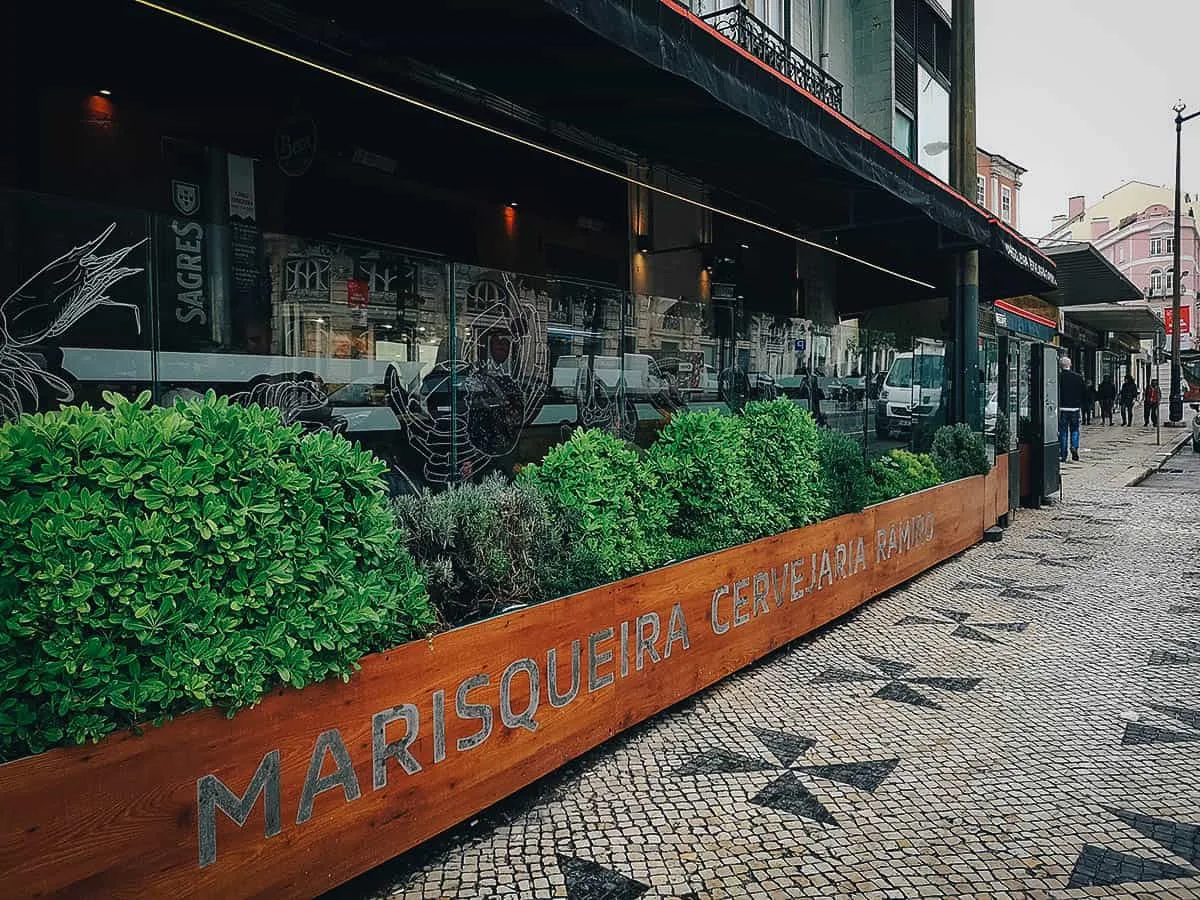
[995,298,1058,329]
[660,0,1053,268]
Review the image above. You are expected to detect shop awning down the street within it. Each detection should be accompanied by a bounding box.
[1039,242,1144,306]
[1062,302,1164,338]
[188,0,1057,308]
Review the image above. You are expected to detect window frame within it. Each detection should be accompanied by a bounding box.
[977,174,986,207]
[1000,185,1012,223]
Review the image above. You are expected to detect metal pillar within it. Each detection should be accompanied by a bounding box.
[1170,102,1200,424]
[951,0,980,429]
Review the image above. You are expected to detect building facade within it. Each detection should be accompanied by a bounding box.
[688,0,954,179]
[1044,183,1200,353]
[976,148,1025,230]
[0,1,1052,489]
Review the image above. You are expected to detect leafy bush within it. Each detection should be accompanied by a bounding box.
[394,474,594,627]
[868,449,943,504]
[518,429,674,583]
[0,392,432,761]
[644,410,762,557]
[816,427,872,516]
[739,401,829,530]
[930,423,991,481]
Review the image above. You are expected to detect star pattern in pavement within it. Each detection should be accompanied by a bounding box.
[809,654,982,710]
[893,607,1030,645]
[674,726,899,827]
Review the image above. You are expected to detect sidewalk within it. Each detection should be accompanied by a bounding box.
[337,426,1200,900]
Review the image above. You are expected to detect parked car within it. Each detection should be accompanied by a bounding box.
[875,347,946,438]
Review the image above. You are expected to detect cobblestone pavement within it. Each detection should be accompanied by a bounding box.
[337,422,1200,900]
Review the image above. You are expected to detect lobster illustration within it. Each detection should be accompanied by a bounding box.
[385,271,548,484]
[0,224,145,422]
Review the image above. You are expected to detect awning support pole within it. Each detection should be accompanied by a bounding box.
[951,0,980,430]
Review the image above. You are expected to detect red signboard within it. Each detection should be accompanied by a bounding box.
[1164,305,1191,336]
[346,278,369,308]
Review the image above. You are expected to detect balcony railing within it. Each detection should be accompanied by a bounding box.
[699,4,843,112]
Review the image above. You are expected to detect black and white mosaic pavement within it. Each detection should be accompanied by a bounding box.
[333,426,1200,898]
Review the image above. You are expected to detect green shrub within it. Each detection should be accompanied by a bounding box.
[518,429,674,583]
[816,427,872,516]
[644,410,761,556]
[394,473,594,627]
[0,392,432,761]
[739,400,829,530]
[994,414,1011,453]
[930,423,991,481]
[868,449,943,504]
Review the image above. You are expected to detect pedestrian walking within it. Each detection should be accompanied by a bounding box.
[1058,356,1085,462]
[1144,379,1161,427]
[1082,379,1096,425]
[1098,374,1116,425]
[1119,374,1138,426]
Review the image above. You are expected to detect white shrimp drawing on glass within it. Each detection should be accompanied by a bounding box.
[0,224,145,422]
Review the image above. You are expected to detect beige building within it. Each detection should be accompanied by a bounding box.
[1042,181,1199,244]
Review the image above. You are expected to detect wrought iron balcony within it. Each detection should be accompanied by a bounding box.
[698,4,843,112]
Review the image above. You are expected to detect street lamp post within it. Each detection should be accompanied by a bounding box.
[1169,101,1200,424]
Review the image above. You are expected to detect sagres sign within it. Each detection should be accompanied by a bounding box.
[0,480,982,898]
[195,509,939,868]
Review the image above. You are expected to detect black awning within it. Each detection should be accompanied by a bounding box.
[1063,303,1164,337]
[168,0,1056,304]
[1039,243,1142,306]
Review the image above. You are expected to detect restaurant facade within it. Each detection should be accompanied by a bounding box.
[0,1,1057,491]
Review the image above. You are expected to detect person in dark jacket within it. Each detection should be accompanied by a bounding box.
[1098,375,1117,426]
[1058,356,1086,462]
[1082,380,1096,425]
[1119,375,1138,426]
[1144,379,1162,427]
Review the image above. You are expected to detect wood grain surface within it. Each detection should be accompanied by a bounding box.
[0,476,991,899]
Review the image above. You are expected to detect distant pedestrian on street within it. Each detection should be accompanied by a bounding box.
[1098,374,1116,425]
[1058,356,1085,462]
[1082,379,1096,425]
[1119,374,1138,426]
[1144,379,1162,427]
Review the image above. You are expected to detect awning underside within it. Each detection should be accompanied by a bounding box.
[1040,243,1143,306]
[1063,303,1163,337]
[191,0,1056,309]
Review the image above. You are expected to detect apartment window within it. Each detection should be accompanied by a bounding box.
[1150,235,1174,257]
[977,175,986,206]
[1150,268,1164,295]
[893,109,916,160]
[1000,186,1012,223]
[758,0,785,35]
[1166,268,1175,292]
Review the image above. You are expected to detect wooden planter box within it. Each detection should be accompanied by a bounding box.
[0,474,1004,899]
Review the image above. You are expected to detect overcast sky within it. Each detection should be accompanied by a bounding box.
[976,0,1200,239]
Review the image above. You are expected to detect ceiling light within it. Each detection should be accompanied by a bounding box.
[98,89,112,97]
[314,318,325,324]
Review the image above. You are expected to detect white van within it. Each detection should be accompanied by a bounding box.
[875,345,946,438]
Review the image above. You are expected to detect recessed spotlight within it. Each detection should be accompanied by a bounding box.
[508,202,519,208]
[98,89,112,97]
[740,242,750,249]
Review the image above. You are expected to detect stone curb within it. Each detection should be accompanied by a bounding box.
[1124,429,1193,487]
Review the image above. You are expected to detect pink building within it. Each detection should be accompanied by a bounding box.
[1091,204,1200,348]
[976,148,1024,229]
[1045,183,1200,349]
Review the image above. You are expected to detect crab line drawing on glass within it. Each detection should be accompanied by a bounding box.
[229,372,349,434]
[385,270,548,484]
[0,224,145,422]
